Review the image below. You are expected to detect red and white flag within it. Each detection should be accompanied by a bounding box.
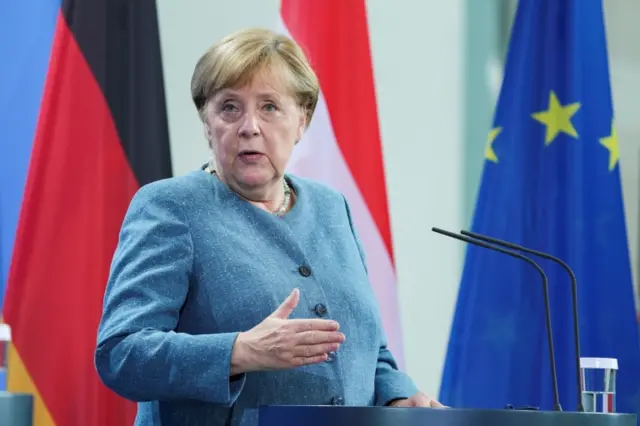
[279,0,406,367]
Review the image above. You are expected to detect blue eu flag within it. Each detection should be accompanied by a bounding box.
[438,0,640,415]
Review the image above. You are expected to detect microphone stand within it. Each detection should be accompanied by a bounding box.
[460,229,583,412]
[432,227,562,411]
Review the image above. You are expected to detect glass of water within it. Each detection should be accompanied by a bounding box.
[580,357,617,413]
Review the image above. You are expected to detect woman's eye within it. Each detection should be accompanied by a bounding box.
[263,103,277,112]
[222,103,238,112]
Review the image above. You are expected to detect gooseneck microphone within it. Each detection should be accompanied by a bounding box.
[459,229,583,412]
[431,227,562,412]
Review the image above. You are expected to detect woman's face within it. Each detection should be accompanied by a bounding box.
[203,66,306,194]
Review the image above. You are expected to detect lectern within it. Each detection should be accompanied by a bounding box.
[0,391,33,426]
[259,405,636,426]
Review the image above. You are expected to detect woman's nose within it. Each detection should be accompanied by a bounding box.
[238,111,260,137]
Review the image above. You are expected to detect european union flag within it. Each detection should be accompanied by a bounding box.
[438,0,640,415]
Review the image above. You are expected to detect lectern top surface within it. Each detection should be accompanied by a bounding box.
[259,405,637,426]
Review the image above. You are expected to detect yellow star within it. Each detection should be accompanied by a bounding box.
[531,91,581,145]
[599,120,619,171]
[485,127,502,163]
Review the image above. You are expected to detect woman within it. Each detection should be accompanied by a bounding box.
[95,27,444,425]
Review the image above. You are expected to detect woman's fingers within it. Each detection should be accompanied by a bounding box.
[295,330,345,345]
[287,318,340,332]
[292,342,340,358]
[292,353,329,366]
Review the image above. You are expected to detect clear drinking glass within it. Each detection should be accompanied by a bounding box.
[580,357,617,413]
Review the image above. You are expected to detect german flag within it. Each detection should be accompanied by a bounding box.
[1,0,172,424]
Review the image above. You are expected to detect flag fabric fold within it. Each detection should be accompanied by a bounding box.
[2,0,172,424]
[439,0,640,416]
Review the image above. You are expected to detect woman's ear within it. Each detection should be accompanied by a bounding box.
[200,102,214,148]
[295,110,307,143]
[203,123,213,149]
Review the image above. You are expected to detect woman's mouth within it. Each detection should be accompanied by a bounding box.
[238,150,265,162]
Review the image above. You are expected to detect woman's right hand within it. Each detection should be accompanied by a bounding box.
[230,288,345,374]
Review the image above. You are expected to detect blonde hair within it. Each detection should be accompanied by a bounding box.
[190,27,319,126]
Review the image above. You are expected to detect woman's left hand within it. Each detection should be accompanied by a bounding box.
[388,392,447,408]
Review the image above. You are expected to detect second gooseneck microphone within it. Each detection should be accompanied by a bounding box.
[459,229,583,412]
[431,227,562,412]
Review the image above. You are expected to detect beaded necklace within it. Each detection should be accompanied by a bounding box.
[204,163,291,217]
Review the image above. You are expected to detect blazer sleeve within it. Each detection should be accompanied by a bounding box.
[94,182,246,405]
[341,195,419,406]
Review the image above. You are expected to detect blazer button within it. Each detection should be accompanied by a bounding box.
[314,303,327,317]
[331,396,344,405]
[298,265,311,277]
[326,351,336,362]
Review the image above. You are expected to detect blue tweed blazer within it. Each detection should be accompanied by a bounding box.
[95,170,418,426]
